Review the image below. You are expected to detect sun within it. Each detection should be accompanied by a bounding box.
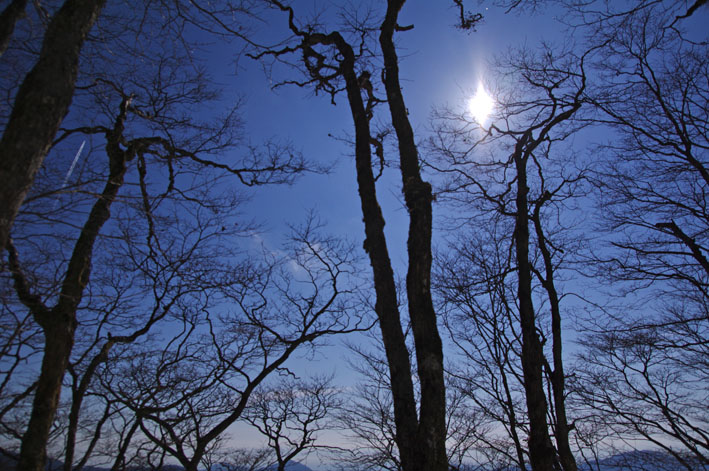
[468,83,494,125]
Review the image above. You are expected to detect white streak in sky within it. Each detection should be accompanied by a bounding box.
[53,140,86,210]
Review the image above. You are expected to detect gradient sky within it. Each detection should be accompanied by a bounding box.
[210,1,574,455]
[4,1,706,468]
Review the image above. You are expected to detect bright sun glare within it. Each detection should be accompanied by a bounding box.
[468,83,494,125]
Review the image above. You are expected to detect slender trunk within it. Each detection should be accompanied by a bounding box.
[513,146,558,471]
[66,296,175,470]
[72,402,111,471]
[64,342,114,471]
[0,0,28,57]
[379,2,447,470]
[110,419,140,471]
[16,97,134,471]
[335,37,419,469]
[533,198,577,471]
[0,0,106,249]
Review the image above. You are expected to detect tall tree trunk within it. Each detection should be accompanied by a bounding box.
[501,364,527,471]
[63,342,113,471]
[64,296,175,471]
[379,2,447,470]
[11,97,135,471]
[533,197,577,471]
[513,145,558,471]
[110,419,140,471]
[261,3,447,469]
[0,0,106,249]
[335,37,420,471]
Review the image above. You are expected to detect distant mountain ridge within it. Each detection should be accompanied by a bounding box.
[580,449,708,471]
[266,462,313,471]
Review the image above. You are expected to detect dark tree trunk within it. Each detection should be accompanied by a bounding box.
[502,369,528,471]
[0,0,28,57]
[258,3,447,469]
[0,0,106,249]
[512,146,558,471]
[18,320,75,471]
[63,342,114,471]
[335,38,420,470]
[532,197,578,471]
[12,98,134,471]
[379,2,447,470]
[110,420,140,471]
[333,17,447,471]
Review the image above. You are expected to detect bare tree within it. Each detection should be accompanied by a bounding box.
[574,324,709,470]
[216,447,274,471]
[436,222,530,471]
[0,2,312,469]
[562,1,709,466]
[97,219,369,471]
[0,0,28,58]
[243,375,342,471]
[246,1,474,468]
[5,92,149,471]
[336,328,488,471]
[337,331,408,471]
[429,43,590,471]
[57,193,254,471]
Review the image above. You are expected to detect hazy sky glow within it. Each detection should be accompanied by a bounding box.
[468,82,495,125]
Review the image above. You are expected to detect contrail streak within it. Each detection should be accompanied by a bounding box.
[53,140,86,210]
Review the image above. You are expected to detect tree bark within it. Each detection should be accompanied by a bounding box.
[0,0,28,57]
[533,196,577,471]
[19,315,76,471]
[334,37,420,471]
[512,143,558,471]
[12,97,134,471]
[379,2,447,470]
[0,0,106,250]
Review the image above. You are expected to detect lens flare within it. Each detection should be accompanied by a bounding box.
[468,83,494,125]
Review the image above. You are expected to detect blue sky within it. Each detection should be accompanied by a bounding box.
[208,0,577,458]
[186,2,585,399]
[3,1,707,469]
[222,1,568,257]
